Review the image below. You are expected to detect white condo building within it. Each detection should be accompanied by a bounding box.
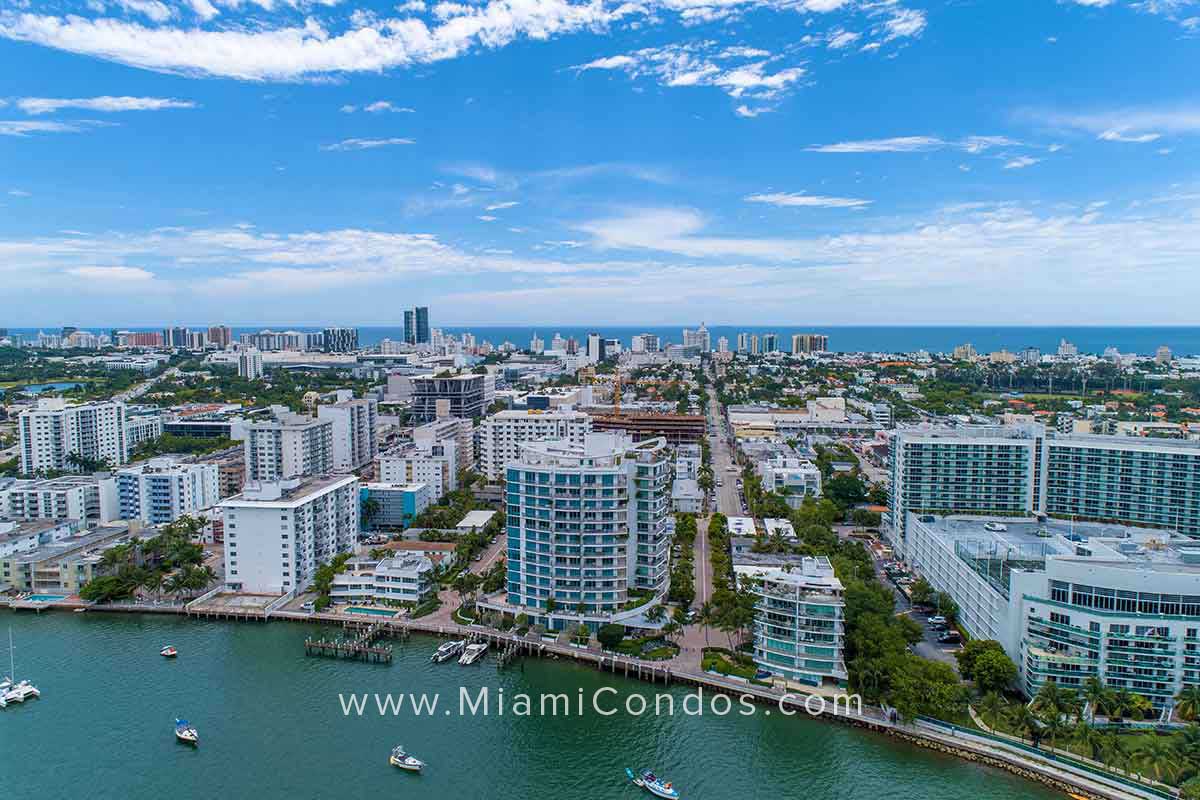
[18,398,129,474]
[757,456,823,508]
[330,554,436,605]
[412,416,474,473]
[115,457,220,525]
[907,513,1200,711]
[243,406,333,482]
[753,559,848,688]
[318,398,378,472]
[238,349,264,380]
[0,475,119,525]
[489,433,670,630]
[377,440,457,498]
[221,475,360,595]
[478,409,592,481]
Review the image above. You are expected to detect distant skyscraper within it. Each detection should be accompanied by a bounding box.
[1057,339,1078,358]
[404,309,415,344]
[415,306,430,344]
[208,325,233,349]
[631,333,660,353]
[717,336,729,353]
[737,332,749,353]
[322,327,359,353]
[587,332,604,363]
[750,334,760,355]
[790,333,829,354]
[530,333,544,353]
[1156,345,1173,365]
[762,333,778,353]
[682,323,711,352]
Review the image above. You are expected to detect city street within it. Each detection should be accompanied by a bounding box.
[704,373,743,516]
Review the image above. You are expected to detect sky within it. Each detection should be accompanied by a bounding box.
[0,0,1197,327]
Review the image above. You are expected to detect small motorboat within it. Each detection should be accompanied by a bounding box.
[161,646,178,658]
[389,745,425,772]
[431,640,465,663]
[626,768,680,799]
[174,718,199,745]
[458,642,488,665]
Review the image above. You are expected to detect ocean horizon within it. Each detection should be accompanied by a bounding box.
[9,325,1200,357]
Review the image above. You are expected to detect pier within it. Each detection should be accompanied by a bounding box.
[303,621,395,663]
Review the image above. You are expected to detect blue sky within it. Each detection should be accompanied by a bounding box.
[0,0,1197,326]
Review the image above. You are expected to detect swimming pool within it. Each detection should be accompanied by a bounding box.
[26,594,67,603]
[344,606,398,617]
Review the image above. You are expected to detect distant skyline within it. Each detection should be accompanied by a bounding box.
[1,0,1198,324]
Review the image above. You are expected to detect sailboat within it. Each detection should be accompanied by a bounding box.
[2,628,41,706]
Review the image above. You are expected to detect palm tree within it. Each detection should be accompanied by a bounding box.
[646,604,666,624]
[1133,736,1180,784]
[1175,685,1200,723]
[662,620,682,642]
[1081,676,1112,722]
[164,573,188,602]
[1040,709,1068,751]
[1007,702,1040,745]
[141,572,164,602]
[1072,718,1105,762]
[1176,724,1200,782]
[979,691,1006,731]
[698,601,715,646]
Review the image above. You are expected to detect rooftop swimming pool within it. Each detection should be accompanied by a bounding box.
[26,594,68,603]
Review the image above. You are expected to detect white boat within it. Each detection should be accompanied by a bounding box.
[458,642,488,665]
[2,629,40,706]
[4,680,40,703]
[161,645,178,658]
[174,718,199,744]
[626,768,680,799]
[431,640,465,663]
[389,745,425,772]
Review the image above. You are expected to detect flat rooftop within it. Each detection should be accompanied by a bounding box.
[225,474,357,505]
[914,514,1200,573]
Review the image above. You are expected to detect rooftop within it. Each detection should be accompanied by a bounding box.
[223,474,357,506]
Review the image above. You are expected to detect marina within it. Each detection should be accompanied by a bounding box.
[1,610,1059,800]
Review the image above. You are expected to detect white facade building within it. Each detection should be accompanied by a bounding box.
[243,406,333,482]
[757,457,822,508]
[478,409,592,481]
[238,349,264,380]
[318,398,378,472]
[221,475,359,595]
[906,513,1200,709]
[329,554,436,605]
[377,440,456,498]
[0,475,118,525]
[412,416,474,473]
[115,457,220,525]
[753,559,847,687]
[18,398,129,474]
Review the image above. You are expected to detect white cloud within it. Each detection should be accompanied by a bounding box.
[477,215,497,221]
[826,29,860,49]
[485,201,520,210]
[1021,105,1200,140]
[1098,129,1162,143]
[15,95,196,115]
[114,0,174,23]
[320,137,415,151]
[342,100,416,113]
[734,104,772,118]
[0,120,96,137]
[1003,155,1040,169]
[0,0,930,84]
[882,8,926,40]
[66,265,156,281]
[745,191,871,208]
[8,189,31,197]
[806,135,1020,154]
[574,43,807,108]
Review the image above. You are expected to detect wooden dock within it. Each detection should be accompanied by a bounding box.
[304,621,395,663]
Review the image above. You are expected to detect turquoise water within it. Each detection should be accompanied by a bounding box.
[2,611,1059,800]
[20,382,83,394]
[25,594,67,602]
[344,606,400,616]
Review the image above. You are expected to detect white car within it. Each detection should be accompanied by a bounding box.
[983,521,1008,532]
[927,615,947,625]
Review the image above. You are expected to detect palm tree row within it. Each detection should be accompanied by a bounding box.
[980,678,1200,787]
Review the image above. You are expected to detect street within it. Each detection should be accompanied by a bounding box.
[704,369,743,516]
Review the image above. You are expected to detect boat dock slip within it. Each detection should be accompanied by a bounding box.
[303,621,395,663]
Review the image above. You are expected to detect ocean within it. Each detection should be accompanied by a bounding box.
[10,325,1200,356]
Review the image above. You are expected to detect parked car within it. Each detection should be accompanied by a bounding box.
[937,631,962,644]
[927,615,947,625]
[301,601,315,612]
